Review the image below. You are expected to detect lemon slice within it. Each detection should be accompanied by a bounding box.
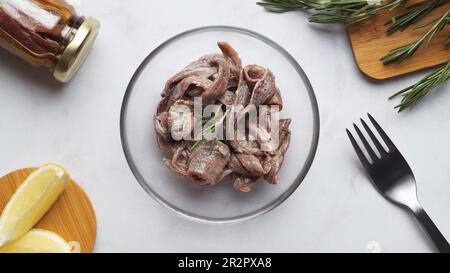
[0,163,69,247]
[0,229,72,253]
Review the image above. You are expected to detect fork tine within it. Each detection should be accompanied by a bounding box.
[346,129,371,169]
[361,118,387,155]
[353,123,378,161]
[367,114,396,152]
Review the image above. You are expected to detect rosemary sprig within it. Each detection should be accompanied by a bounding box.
[191,111,229,151]
[257,0,450,112]
[257,0,406,24]
[381,9,450,64]
[309,0,406,24]
[256,0,313,12]
[389,60,450,111]
[385,0,444,35]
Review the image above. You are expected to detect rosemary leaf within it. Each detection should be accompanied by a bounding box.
[191,139,204,151]
[257,0,311,12]
[209,139,217,155]
[191,111,229,150]
[390,61,450,111]
[309,12,359,24]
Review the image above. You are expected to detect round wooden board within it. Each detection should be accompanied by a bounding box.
[0,168,96,253]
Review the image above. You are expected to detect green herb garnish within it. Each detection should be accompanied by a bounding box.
[257,0,450,111]
[381,9,450,65]
[257,0,406,24]
[385,0,444,35]
[390,60,450,111]
[191,111,229,152]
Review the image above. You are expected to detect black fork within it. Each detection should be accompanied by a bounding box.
[347,114,450,253]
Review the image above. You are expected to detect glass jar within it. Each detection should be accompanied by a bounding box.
[0,0,100,82]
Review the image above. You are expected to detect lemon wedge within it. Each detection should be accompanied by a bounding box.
[0,229,72,253]
[0,163,69,247]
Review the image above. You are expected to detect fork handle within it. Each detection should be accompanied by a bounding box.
[414,208,450,253]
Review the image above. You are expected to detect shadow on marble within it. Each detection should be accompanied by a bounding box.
[0,48,64,91]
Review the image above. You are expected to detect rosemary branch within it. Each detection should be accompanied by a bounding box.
[257,0,406,24]
[385,0,444,35]
[381,9,450,64]
[309,0,406,24]
[257,0,450,111]
[389,61,450,111]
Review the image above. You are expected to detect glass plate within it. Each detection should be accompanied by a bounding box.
[121,26,320,223]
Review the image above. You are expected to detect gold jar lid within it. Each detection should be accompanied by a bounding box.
[54,17,100,83]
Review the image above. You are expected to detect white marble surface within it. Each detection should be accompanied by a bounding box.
[0,0,449,253]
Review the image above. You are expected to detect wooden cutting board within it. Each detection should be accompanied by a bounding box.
[347,1,450,80]
[0,168,96,253]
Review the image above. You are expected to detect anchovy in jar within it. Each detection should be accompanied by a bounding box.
[0,0,100,82]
